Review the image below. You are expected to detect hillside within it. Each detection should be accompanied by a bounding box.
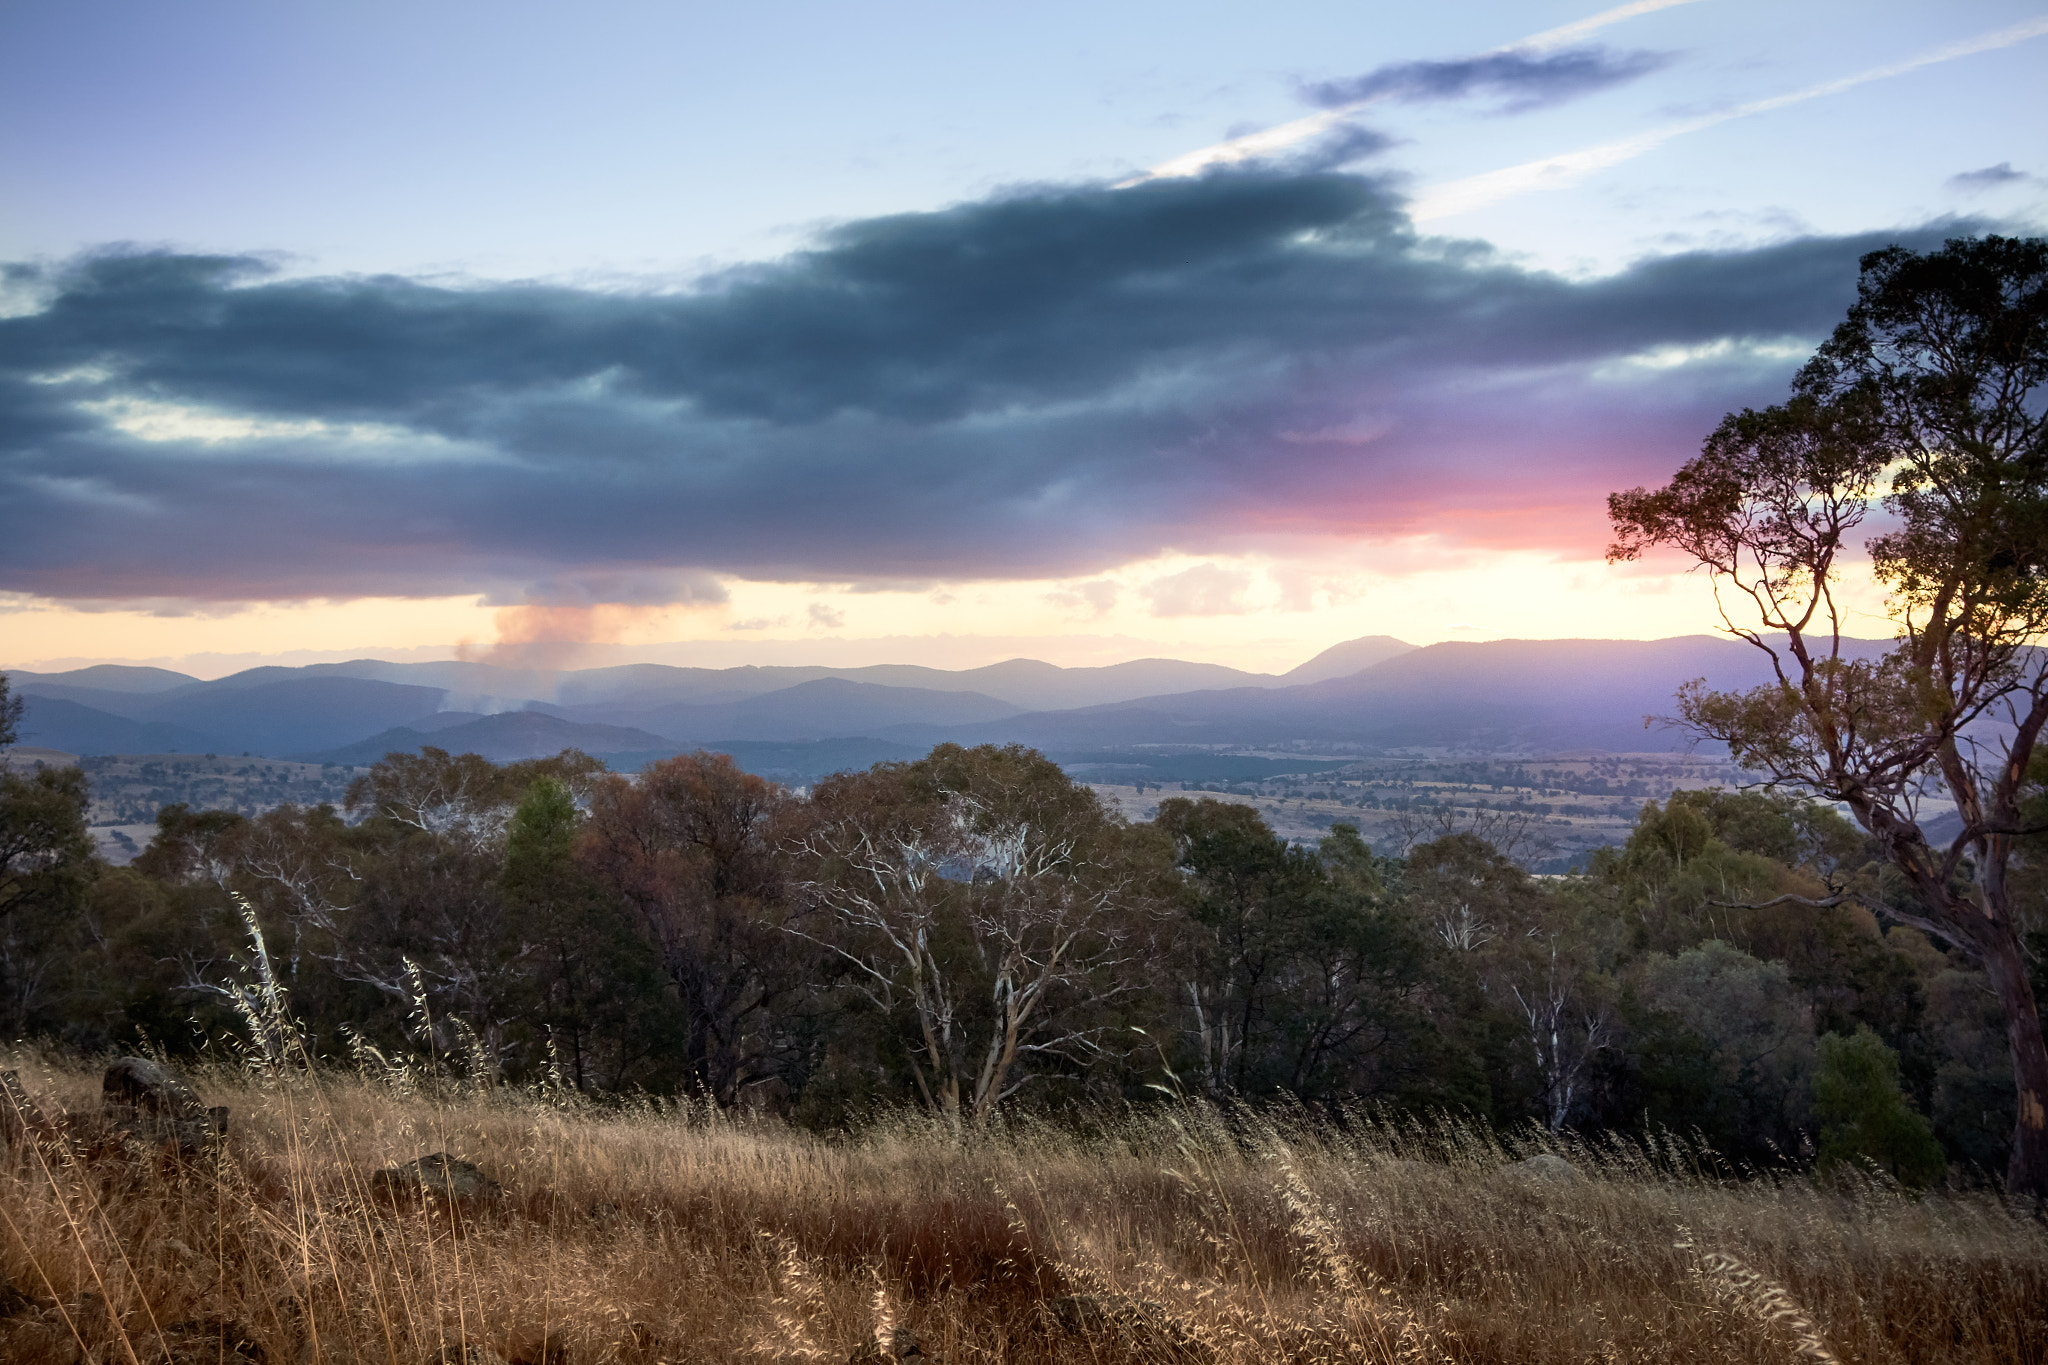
[6,634,1887,772]
[15,696,229,756]
[307,710,678,765]
[920,635,1873,754]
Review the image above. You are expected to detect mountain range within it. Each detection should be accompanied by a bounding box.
[6,634,1869,781]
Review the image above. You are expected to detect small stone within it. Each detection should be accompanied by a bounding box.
[371,1153,504,1207]
[1505,1153,1581,1184]
[102,1056,226,1153]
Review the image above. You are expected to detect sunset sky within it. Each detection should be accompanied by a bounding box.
[3,0,2044,677]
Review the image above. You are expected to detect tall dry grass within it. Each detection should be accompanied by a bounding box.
[0,1053,2042,1364]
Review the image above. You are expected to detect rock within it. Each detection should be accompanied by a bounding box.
[848,1323,925,1363]
[371,1153,504,1208]
[1505,1153,1581,1184]
[102,1057,227,1153]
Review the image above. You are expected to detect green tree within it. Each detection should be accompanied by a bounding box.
[133,803,249,885]
[1637,940,1817,1155]
[1608,235,2048,1196]
[1155,796,1325,1095]
[792,744,1166,1129]
[0,764,99,1033]
[502,777,681,1093]
[345,745,605,852]
[1814,1025,1947,1188]
[0,673,23,750]
[1155,803,1443,1103]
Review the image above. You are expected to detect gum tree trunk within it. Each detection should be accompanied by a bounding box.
[1979,925,2048,1198]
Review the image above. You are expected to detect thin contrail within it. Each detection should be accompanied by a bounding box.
[1411,15,2048,221]
[1513,0,1707,54]
[1125,0,1707,184]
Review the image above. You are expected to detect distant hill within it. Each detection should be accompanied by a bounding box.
[875,657,1281,710]
[11,669,450,754]
[10,635,1889,768]
[1282,636,1415,683]
[310,655,1285,712]
[6,664,200,694]
[5,682,179,718]
[306,710,680,765]
[139,677,449,756]
[555,678,1027,743]
[906,636,1878,755]
[16,697,227,756]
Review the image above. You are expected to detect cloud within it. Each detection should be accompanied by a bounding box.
[1511,0,1705,55]
[1301,46,1668,115]
[1413,16,2048,221]
[1142,564,1253,617]
[1269,566,1326,612]
[1046,579,1119,618]
[1948,162,2029,191]
[489,571,729,609]
[0,173,1963,608]
[1135,2,1699,182]
[808,603,846,629]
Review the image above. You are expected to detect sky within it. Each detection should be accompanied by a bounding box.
[2,0,2044,678]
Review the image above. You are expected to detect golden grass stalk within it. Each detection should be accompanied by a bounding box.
[0,1055,2040,1364]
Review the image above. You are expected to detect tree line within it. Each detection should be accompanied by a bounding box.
[0,702,2029,1188]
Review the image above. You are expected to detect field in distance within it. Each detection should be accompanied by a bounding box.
[1088,750,1754,867]
[17,745,1755,869]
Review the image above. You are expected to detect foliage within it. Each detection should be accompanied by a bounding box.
[0,672,22,750]
[1636,940,1816,1156]
[0,764,97,1034]
[1814,1025,1948,1188]
[502,777,684,1093]
[1157,802,1450,1106]
[2,729,2011,1191]
[580,751,819,1105]
[791,744,1169,1128]
[1607,233,2048,1196]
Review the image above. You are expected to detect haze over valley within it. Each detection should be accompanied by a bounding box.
[9,631,1800,868]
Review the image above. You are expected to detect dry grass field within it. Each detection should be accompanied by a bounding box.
[1,1055,2043,1365]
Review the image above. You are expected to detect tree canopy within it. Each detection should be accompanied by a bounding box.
[1609,234,2048,1196]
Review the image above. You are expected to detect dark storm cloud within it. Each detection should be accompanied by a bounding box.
[0,171,1958,604]
[1300,46,1669,114]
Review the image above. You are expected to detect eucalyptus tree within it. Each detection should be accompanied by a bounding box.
[790,743,1166,1129]
[1608,235,2048,1194]
[580,750,814,1105]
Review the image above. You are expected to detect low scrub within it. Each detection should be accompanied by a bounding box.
[0,1057,2042,1364]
